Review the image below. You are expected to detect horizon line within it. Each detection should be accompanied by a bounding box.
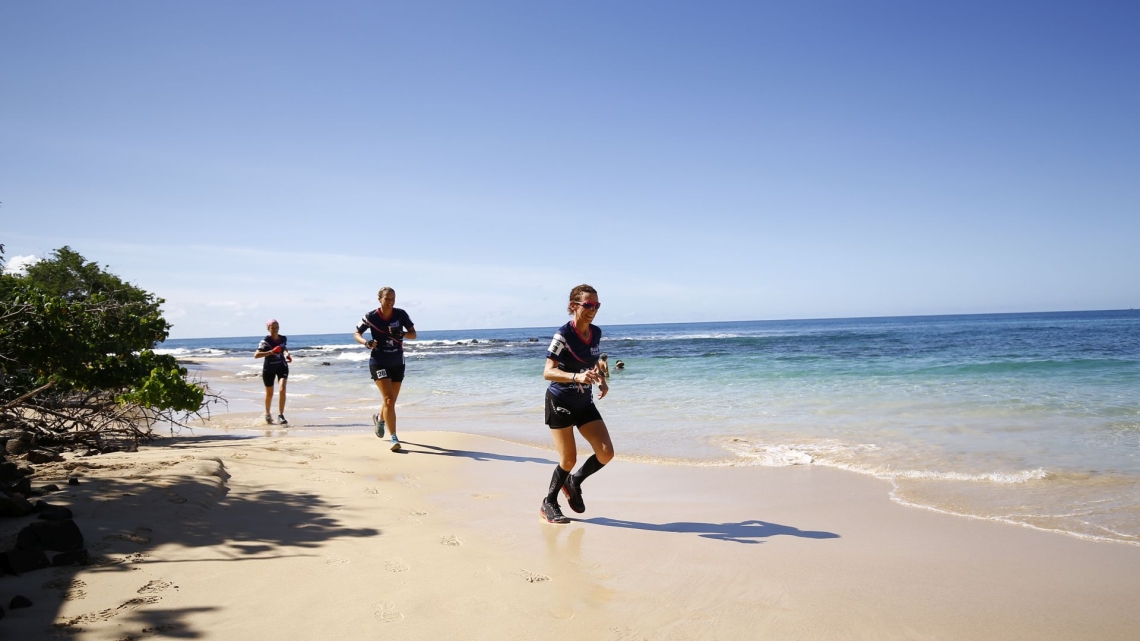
[165,307,1137,341]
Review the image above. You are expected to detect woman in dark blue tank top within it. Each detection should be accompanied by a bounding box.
[538,284,616,524]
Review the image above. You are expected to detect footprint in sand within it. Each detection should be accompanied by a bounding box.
[471,493,493,499]
[104,528,152,545]
[305,453,322,461]
[324,554,349,566]
[230,452,248,459]
[385,560,410,572]
[43,578,87,600]
[137,580,174,595]
[440,535,462,547]
[55,596,162,627]
[372,602,405,623]
[410,509,428,516]
[397,475,420,489]
[515,569,551,584]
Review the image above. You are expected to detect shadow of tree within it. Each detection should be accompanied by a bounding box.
[581,517,840,544]
[1,457,381,638]
[399,441,557,465]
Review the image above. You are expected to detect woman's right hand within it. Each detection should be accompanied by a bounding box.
[577,369,602,385]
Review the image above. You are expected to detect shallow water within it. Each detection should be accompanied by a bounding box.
[164,310,1140,544]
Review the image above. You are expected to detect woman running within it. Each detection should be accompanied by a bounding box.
[540,284,615,524]
[353,287,417,452]
[254,319,292,425]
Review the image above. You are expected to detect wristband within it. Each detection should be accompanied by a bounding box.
[572,374,577,383]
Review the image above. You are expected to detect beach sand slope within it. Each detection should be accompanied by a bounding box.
[2,431,1138,640]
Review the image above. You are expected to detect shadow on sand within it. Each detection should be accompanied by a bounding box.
[1,450,380,638]
[398,441,557,465]
[580,517,840,544]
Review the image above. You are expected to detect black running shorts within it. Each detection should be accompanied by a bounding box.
[262,365,288,387]
[369,362,406,383]
[545,389,602,429]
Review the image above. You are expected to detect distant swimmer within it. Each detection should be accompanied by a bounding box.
[615,359,625,370]
[539,284,615,524]
[254,319,292,425]
[354,287,417,452]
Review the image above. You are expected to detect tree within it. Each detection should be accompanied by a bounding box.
[0,246,214,451]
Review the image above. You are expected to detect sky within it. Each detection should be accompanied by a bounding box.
[2,1,1138,338]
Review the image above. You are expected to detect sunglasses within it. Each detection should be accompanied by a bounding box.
[574,301,601,311]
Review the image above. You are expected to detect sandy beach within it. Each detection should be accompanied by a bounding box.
[1,426,1138,640]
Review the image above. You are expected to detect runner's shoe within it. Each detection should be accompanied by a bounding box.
[372,413,385,438]
[390,434,402,452]
[561,475,585,513]
[540,500,570,524]
[264,414,274,425]
[278,415,288,425]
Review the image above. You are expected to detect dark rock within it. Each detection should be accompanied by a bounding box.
[25,448,64,464]
[320,361,331,366]
[0,548,50,575]
[5,434,33,455]
[16,519,84,552]
[0,461,19,482]
[68,477,80,486]
[15,462,34,476]
[34,501,73,521]
[12,477,31,495]
[9,595,32,609]
[0,493,36,517]
[50,549,89,567]
[40,483,61,493]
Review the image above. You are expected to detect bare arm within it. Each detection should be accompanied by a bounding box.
[403,327,417,341]
[544,358,602,385]
[354,330,376,348]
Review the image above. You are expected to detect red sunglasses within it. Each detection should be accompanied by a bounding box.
[574,301,601,310]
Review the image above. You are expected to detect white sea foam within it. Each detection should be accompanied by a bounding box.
[336,352,370,362]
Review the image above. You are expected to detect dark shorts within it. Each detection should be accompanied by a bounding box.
[369,362,406,383]
[262,365,288,387]
[545,389,602,429]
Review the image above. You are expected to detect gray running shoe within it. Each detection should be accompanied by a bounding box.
[390,434,401,452]
[264,414,274,425]
[372,413,385,438]
[277,414,288,425]
[540,500,570,524]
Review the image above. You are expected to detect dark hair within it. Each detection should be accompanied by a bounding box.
[377,287,395,299]
[567,284,597,314]
[600,353,608,360]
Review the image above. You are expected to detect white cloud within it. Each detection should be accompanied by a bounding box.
[2,254,41,275]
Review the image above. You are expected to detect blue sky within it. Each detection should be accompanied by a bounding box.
[2,1,1137,338]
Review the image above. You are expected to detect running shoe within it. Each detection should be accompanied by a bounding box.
[277,414,288,425]
[372,413,385,438]
[264,414,274,425]
[390,434,402,452]
[540,499,570,524]
[561,475,585,513]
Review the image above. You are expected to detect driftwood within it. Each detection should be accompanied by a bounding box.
[1,383,223,452]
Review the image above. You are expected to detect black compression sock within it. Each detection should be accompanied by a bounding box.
[573,455,606,484]
[546,466,571,504]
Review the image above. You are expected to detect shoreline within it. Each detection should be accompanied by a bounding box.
[2,429,1138,639]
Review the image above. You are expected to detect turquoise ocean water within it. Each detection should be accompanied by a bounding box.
[162,310,1140,545]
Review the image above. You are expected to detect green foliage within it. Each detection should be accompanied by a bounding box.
[0,246,204,415]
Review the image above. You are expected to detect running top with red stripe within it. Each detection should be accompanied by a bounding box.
[356,308,414,367]
[546,321,602,403]
[257,335,288,369]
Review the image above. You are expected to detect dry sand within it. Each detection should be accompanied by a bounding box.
[2,428,1139,640]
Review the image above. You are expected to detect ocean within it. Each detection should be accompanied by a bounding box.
[161,310,1140,545]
